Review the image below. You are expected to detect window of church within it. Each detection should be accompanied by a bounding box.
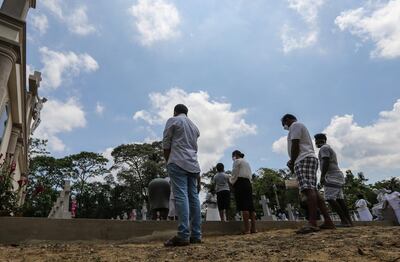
[0,103,9,145]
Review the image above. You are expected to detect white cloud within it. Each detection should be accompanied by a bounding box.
[67,6,96,36]
[134,88,257,171]
[34,98,86,152]
[129,0,181,46]
[272,99,400,180]
[30,14,49,35]
[272,136,287,156]
[287,0,325,24]
[335,1,400,59]
[41,0,63,18]
[281,24,318,53]
[282,0,325,53]
[39,47,99,90]
[41,0,96,36]
[95,102,105,116]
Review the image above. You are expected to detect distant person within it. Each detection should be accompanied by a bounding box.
[355,194,373,221]
[314,133,353,227]
[163,104,202,247]
[230,150,257,234]
[281,114,335,234]
[213,163,231,221]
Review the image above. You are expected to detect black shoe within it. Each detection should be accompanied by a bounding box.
[164,236,190,247]
[190,237,202,244]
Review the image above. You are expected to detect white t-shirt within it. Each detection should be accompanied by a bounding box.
[287,122,316,164]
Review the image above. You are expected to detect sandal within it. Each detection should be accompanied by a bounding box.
[295,225,320,234]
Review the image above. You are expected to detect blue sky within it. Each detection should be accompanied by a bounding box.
[27,0,400,183]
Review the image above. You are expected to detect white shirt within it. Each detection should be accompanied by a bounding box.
[163,114,201,173]
[287,122,316,164]
[230,158,252,185]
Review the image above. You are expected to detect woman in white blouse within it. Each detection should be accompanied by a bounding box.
[230,150,257,234]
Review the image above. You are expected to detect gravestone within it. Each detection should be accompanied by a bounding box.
[286,204,295,221]
[48,181,72,219]
[372,189,390,220]
[352,211,359,222]
[141,203,147,221]
[259,195,276,221]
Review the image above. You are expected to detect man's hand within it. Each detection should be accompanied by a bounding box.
[163,149,171,163]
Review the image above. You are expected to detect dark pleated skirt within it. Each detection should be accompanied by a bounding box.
[233,177,255,212]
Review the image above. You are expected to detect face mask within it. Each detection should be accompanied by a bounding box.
[283,124,289,131]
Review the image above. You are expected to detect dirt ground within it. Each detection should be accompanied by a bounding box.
[0,226,399,262]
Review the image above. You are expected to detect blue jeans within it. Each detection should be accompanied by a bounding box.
[167,163,202,240]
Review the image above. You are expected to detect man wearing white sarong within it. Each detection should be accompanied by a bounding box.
[355,194,373,221]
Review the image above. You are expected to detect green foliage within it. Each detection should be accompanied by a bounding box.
[0,156,18,215]
[253,168,300,213]
[28,138,49,159]
[343,170,376,209]
[111,141,167,205]
[21,139,398,220]
[23,155,69,217]
[64,152,109,218]
[373,177,400,192]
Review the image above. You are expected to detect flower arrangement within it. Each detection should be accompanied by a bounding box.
[0,153,18,216]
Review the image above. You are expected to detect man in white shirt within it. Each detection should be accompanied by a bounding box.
[281,114,335,234]
[314,133,353,227]
[163,104,202,247]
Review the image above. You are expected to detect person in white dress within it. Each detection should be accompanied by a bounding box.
[355,194,373,221]
[205,190,221,221]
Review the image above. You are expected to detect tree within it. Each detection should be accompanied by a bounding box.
[64,152,109,218]
[253,168,299,212]
[111,141,167,208]
[343,170,376,209]
[28,138,49,160]
[23,156,71,217]
[373,177,400,192]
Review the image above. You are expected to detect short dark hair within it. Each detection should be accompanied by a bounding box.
[281,114,297,123]
[314,133,327,141]
[216,163,224,172]
[232,150,245,158]
[174,104,188,115]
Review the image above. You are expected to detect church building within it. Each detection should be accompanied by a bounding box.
[0,0,43,205]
